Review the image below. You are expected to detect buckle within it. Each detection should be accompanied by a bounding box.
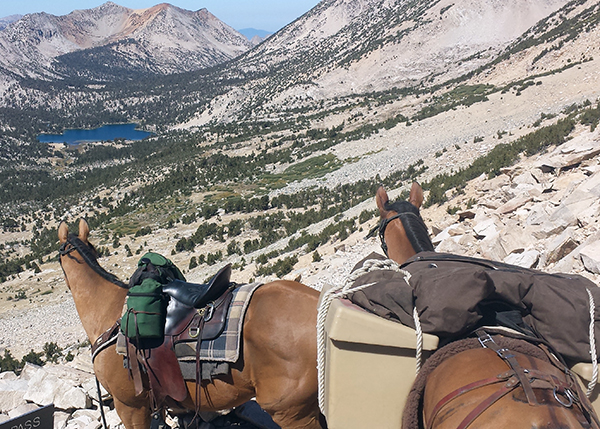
[496,347,515,360]
[478,331,494,348]
[203,302,215,322]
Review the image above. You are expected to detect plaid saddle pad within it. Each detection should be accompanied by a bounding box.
[175,282,262,363]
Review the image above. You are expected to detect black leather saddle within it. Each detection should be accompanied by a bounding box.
[164,264,234,338]
[163,264,232,308]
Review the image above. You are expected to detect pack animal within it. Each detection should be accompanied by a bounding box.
[58,219,324,429]
[374,183,600,429]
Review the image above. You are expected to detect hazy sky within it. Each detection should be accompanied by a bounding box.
[0,1,322,32]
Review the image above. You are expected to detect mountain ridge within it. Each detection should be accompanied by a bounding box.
[0,2,252,80]
[182,0,571,126]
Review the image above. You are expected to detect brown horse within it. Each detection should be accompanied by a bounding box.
[375,183,600,429]
[58,219,323,429]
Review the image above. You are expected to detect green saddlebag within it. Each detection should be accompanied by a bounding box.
[121,253,186,347]
[121,278,167,343]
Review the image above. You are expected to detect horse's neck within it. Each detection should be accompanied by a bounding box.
[68,263,127,343]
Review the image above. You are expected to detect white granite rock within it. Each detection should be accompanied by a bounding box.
[473,218,498,239]
[7,404,41,419]
[580,240,600,274]
[504,250,540,268]
[0,377,28,412]
[23,365,91,410]
[544,229,579,265]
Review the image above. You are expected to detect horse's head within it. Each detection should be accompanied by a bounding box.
[375,182,434,264]
[58,218,127,289]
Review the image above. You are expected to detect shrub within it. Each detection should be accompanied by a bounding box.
[135,226,152,237]
[43,342,63,363]
[227,240,241,256]
[255,256,298,277]
[175,237,195,253]
[446,206,460,215]
[359,209,375,224]
[206,251,222,266]
[256,254,269,265]
[0,350,20,373]
[312,251,322,262]
[13,290,27,301]
[21,349,44,366]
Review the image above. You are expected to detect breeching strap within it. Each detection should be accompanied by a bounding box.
[475,330,539,406]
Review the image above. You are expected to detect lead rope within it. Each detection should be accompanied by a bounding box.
[95,377,108,429]
[316,258,417,413]
[587,288,598,398]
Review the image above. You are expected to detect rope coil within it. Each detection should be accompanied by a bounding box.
[316,258,420,413]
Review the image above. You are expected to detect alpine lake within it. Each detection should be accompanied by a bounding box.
[37,123,152,145]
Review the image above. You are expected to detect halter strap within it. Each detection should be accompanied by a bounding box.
[369,211,422,256]
[59,238,83,263]
[59,234,128,289]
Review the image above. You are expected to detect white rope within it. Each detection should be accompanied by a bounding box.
[316,258,415,413]
[586,288,598,397]
[413,304,423,375]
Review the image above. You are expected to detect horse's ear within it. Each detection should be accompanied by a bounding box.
[376,186,389,217]
[58,222,68,244]
[408,182,424,209]
[78,218,90,243]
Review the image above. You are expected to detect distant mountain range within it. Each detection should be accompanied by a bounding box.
[238,28,272,41]
[2,0,600,137]
[0,2,252,80]
[0,14,22,30]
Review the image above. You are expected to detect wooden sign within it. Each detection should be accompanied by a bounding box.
[0,405,54,429]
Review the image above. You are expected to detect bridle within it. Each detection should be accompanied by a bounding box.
[59,234,128,289]
[59,236,85,264]
[367,211,423,256]
[58,237,83,289]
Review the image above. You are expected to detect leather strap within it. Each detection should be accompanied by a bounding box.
[456,382,518,429]
[127,340,145,396]
[194,315,207,421]
[476,329,538,406]
[426,374,512,428]
[91,321,120,361]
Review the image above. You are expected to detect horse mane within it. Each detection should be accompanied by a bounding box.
[67,234,128,289]
[385,200,434,253]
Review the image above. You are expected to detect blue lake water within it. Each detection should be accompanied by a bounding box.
[38,124,152,144]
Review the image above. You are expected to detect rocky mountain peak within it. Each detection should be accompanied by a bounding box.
[0,2,252,80]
